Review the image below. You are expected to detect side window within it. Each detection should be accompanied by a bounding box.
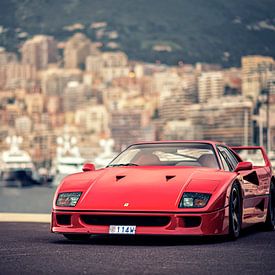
[219,151,230,171]
[217,146,238,171]
[223,147,239,168]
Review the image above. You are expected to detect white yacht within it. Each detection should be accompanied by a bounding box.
[0,136,37,187]
[51,135,85,186]
[94,139,117,168]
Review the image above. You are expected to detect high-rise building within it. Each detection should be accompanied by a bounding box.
[223,68,242,95]
[5,62,37,89]
[0,48,21,88]
[85,55,104,74]
[188,96,253,145]
[162,120,202,140]
[62,81,88,112]
[154,71,180,98]
[159,86,191,121]
[242,55,274,100]
[0,68,5,88]
[41,68,82,96]
[153,69,198,123]
[102,52,128,67]
[267,72,275,150]
[269,71,275,100]
[75,105,109,135]
[110,111,155,151]
[64,33,92,69]
[198,71,224,103]
[21,35,58,70]
[86,51,129,82]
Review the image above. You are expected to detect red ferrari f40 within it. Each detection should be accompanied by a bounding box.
[51,141,275,241]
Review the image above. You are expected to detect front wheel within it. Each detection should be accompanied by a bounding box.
[63,234,91,241]
[263,183,275,231]
[228,183,242,240]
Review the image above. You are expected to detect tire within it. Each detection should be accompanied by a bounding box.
[63,234,91,241]
[228,183,242,240]
[263,183,275,231]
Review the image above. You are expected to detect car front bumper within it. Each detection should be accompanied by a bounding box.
[51,206,229,236]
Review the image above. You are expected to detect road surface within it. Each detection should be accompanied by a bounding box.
[0,186,275,274]
[0,222,275,274]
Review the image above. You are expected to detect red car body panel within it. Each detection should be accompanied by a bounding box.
[51,141,273,236]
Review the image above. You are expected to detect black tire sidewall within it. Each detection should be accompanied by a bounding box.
[265,183,275,230]
[229,183,241,239]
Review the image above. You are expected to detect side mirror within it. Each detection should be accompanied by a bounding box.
[234,161,253,172]
[82,163,95,172]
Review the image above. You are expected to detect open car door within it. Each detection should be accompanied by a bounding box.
[231,146,271,168]
[231,146,272,222]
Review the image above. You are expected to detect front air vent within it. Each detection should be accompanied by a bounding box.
[56,214,71,225]
[182,216,201,227]
[81,215,171,227]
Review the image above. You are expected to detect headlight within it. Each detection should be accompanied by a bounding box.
[56,192,82,207]
[179,192,211,208]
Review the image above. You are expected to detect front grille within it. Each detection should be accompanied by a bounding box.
[56,214,71,225]
[80,215,171,227]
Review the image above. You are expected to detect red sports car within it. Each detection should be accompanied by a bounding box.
[51,141,275,241]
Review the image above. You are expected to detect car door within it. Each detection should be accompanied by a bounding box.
[218,146,267,222]
[217,146,257,221]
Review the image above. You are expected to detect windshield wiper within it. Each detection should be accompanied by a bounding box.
[107,163,139,167]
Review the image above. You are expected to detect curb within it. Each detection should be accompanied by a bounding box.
[0,213,51,223]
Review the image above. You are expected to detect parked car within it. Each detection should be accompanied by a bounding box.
[51,141,275,241]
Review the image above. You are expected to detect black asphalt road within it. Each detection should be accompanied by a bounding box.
[0,222,275,275]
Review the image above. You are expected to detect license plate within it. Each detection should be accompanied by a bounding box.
[109,225,136,234]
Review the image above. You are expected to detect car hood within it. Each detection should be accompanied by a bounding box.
[55,166,237,212]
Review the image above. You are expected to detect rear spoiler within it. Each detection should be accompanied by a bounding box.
[230,146,271,167]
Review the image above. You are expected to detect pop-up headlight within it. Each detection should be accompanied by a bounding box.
[179,192,211,208]
[56,192,82,207]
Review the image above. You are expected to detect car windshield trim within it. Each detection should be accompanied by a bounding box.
[107,142,221,169]
[107,163,139,167]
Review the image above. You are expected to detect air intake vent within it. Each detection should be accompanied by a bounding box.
[243,171,259,186]
[255,199,265,211]
[182,216,201,227]
[81,215,170,227]
[166,175,175,181]
[56,214,71,225]
[116,175,126,181]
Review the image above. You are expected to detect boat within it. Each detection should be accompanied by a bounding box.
[0,136,39,187]
[94,139,117,168]
[51,135,85,186]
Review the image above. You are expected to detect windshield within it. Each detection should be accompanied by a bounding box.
[108,143,219,168]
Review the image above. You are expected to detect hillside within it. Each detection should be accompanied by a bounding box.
[0,0,274,66]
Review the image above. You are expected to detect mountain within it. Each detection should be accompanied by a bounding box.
[0,0,274,67]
